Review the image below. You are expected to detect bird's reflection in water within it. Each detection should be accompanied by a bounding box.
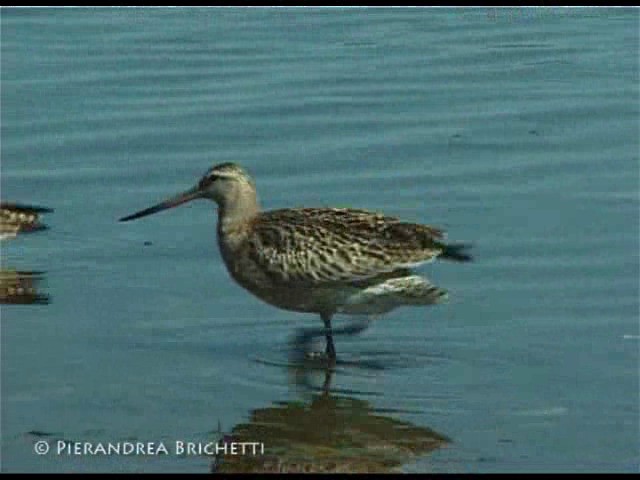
[0,270,50,305]
[211,368,450,473]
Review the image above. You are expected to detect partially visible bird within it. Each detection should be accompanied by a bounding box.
[0,202,53,240]
[120,163,472,362]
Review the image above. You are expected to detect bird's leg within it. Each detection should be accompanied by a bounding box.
[289,317,335,367]
[290,313,367,367]
[321,312,336,361]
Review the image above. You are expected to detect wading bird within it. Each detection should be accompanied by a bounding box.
[119,163,472,363]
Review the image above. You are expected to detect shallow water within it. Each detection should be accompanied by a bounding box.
[1,7,638,473]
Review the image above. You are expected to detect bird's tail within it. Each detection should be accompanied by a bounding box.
[388,275,449,305]
[340,275,448,315]
[439,242,473,262]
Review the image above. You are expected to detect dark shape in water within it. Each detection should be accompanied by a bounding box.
[0,270,50,305]
[211,387,450,473]
[0,202,53,239]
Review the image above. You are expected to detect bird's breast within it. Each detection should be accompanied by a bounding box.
[216,229,335,314]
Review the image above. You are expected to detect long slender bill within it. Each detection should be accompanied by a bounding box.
[119,187,201,222]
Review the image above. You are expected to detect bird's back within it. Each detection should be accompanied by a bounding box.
[242,207,455,286]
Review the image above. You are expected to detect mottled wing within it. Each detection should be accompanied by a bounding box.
[248,208,446,286]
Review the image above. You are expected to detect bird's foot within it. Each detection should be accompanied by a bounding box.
[288,327,338,369]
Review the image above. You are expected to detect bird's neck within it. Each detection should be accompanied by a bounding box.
[216,192,260,245]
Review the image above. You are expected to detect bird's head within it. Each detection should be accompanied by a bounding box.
[119,162,258,222]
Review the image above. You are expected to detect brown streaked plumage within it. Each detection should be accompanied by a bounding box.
[0,202,53,240]
[119,163,472,362]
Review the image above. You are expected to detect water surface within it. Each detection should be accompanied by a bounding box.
[1,7,638,473]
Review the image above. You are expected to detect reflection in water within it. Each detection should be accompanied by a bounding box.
[0,202,53,240]
[212,370,449,473]
[0,270,50,305]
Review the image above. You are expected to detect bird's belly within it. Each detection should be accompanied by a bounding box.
[224,266,442,317]
[220,252,324,313]
[226,267,341,313]
[246,284,340,314]
[240,280,430,317]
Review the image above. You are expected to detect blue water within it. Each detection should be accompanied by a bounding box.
[1,7,638,473]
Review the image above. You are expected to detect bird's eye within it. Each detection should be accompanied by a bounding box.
[199,174,218,189]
